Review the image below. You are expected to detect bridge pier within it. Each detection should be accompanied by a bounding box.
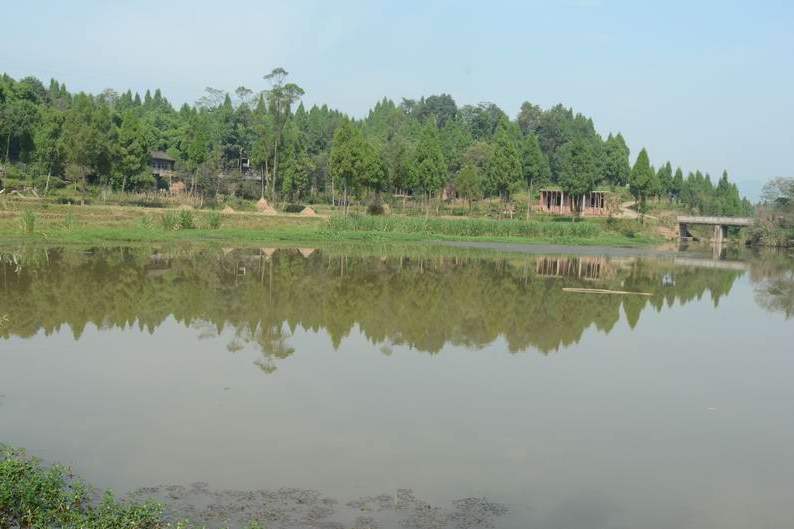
[712,224,728,244]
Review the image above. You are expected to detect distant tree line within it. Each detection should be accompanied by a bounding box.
[0,70,750,215]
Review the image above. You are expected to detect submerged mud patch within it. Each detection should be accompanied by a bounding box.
[127,484,508,529]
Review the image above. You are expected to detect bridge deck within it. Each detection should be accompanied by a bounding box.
[677,215,753,227]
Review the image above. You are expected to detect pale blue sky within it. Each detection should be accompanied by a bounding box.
[2,0,792,199]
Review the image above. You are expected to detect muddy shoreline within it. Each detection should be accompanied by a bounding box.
[126,483,509,529]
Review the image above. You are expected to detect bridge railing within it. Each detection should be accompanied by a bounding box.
[677,215,753,226]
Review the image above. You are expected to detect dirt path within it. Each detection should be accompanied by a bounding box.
[617,200,657,220]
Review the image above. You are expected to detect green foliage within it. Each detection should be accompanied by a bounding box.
[459,102,508,140]
[404,94,458,126]
[325,213,601,239]
[656,161,673,199]
[455,162,483,205]
[63,211,77,230]
[114,110,150,191]
[748,221,794,247]
[555,138,601,211]
[410,121,447,196]
[487,123,522,198]
[0,71,750,213]
[330,120,384,198]
[517,102,542,135]
[19,209,36,234]
[520,133,551,190]
[279,120,314,199]
[161,211,179,231]
[178,209,195,229]
[605,216,639,238]
[603,133,630,186]
[139,215,154,230]
[673,168,751,216]
[0,446,87,529]
[206,211,222,229]
[0,446,167,529]
[1,99,39,163]
[366,202,386,215]
[34,107,66,180]
[671,167,684,200]
[629,148,654,212]
[751,177,794,247]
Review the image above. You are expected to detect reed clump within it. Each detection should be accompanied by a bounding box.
[19,209,36,234]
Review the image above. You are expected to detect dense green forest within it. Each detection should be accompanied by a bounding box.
[0,69,751,215]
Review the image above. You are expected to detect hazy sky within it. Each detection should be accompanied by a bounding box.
[2,0,792,199]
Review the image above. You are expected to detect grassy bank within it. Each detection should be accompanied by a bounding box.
[0,202,663,247]
[0,446,265,529]
[0,446,172,529]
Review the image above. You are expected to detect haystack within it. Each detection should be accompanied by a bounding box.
[221,206,235,214]
[256,198,277,215]
[299,206,317,217]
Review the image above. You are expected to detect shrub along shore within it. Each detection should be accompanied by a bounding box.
[0,445,264,529]
[0,201,663,247]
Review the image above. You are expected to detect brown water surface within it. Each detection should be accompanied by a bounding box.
[1,246,792,529]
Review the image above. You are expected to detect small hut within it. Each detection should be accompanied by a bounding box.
[150,151,176,177]
[535,256,615,281]
[538,188,612,216]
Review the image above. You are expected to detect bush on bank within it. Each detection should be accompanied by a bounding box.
[0,446,166,529]
[0,447,278,529]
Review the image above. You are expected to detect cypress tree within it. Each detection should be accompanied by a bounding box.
[410,120,447,198]
[488,122,522,200]
[629,148,654,215]
[556,138,600,215]
[521,133,551,189]
[521,132,551,218]
[657,161,673,199]
[671,167,684,201]
[603,133,630,186]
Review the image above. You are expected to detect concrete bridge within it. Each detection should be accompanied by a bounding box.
[677,215,753,243]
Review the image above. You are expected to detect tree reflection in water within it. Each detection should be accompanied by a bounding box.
[1,246,790,372]
[750,251,794,318]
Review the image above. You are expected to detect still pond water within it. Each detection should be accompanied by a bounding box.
[1,245,793,529]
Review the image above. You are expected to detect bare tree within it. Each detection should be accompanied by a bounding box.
[234,86,254,108]
[196,87,226,109]
[263,67,304,198]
